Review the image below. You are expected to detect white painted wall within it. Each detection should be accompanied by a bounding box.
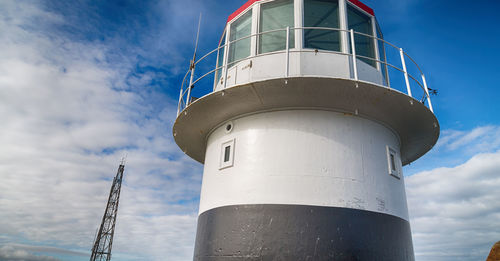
[199,110,409,221]
[214,52,385,91]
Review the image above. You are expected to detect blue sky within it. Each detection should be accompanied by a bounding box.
[0,0,499,260]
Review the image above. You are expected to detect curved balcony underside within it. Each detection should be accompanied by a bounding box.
[173,77,439,166]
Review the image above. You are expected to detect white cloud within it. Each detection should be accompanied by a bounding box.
[112,214,197,260]
[0,245,61,261]
[1,244,87,258]
[438,126,500,154]
[405,125,500,175]
[407,150,500,261]
[0,1,202,260]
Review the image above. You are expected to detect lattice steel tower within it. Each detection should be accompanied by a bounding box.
[90,162,125,261]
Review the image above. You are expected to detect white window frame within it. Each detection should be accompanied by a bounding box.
[371,16,381,71]
[214,27,227,89]
[228,10,253,66]
[345,1,377,68]
[258,0,296,54]
[386,146,401,179]
[302,0,342,52]
[220,139,235,170]
[339,0,349,54]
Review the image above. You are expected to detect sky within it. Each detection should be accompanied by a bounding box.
[0,0,499,260]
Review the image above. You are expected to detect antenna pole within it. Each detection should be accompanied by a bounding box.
[193,13,202,62]
[187,13,202,106]
[120,154,127,166]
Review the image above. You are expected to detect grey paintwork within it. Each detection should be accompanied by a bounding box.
[194,204,415,261]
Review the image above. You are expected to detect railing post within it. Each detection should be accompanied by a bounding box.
[285,26,290,78]
[421,74,434,113]
[399,48,412,97]
[349,29,358,81]
[186,60,195,106]
[382,43,391,88]
[177,83,184,116]
[223,42,230,89]
[213,47,220,92]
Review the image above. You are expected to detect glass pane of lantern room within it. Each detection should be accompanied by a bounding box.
[347,5,375,67]
[229,11,252,66]
[376,22,389,86]
[259,0,295,54]
[304,0,340,51]
[215,31,226,85]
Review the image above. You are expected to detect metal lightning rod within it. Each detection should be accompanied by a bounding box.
[186,13,202,104]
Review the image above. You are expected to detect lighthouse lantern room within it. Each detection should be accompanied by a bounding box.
[173,0,439,260]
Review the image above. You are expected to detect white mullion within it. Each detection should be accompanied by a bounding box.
[294,0,303,50]
[256,2,262,54]
[339,0,349,54]
[372,16,380,70]
[251,4,259,56]
[222,24,230,86]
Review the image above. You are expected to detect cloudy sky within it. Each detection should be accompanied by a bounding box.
[0,0,499,260]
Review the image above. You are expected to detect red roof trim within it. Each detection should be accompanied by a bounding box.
[347,0,375,16]
[227,0,374,24]
[227,0,260,23]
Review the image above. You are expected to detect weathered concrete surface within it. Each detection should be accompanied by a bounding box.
[487,241,500,261]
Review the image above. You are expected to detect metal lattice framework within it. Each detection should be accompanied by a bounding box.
[90,163,125,261]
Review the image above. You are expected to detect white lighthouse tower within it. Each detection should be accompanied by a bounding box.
[173,0,439,260]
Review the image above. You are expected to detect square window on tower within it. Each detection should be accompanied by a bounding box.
[386,146,400,179]
[220,139,235,169]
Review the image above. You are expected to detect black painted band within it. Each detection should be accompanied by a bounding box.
[194,204,414,261]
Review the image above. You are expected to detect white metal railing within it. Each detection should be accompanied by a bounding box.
[177,27,434,116]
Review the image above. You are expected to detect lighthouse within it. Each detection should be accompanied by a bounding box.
[173,0,439,260]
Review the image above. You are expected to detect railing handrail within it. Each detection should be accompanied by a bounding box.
[185,26,424,78]
[178,26,433,116]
